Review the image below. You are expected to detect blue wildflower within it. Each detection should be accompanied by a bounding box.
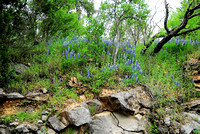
[134,73,137,77]
[192,79,195,83]
[89,65,91,69]
[139,70,142,74]
[46,49,49,57]
[80,72,82,75]
[59,90,61,94]
[115,64,119,69]
[125,75,128,79]
[78,53,80,58]
[59,78,62,83]
[62,51,65,56]
[135,77,138,81]
[172,76,174,79]
[48,41,51,45]
[101,69,103,72]
[110,66,114,71]
[30,108,33,113]
[52,78,55,83]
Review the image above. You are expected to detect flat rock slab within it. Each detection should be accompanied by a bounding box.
[11,63,28,74]
[100,86,152,115]
[48,115,66,131]
[89,111,144,134]
[65,107,92,126]
[15,124,38,133]
[26,92,49,101]
[6,93,24,99]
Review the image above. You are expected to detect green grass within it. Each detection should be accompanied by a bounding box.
[3,35,200,133]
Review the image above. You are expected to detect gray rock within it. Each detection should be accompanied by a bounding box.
[40,88,47,94]
[66,107,92,126]
[100,86,152,115]
[0,128,10,134]
[48,115,66,131]
[0,125,10,134]
[37,120,43,127]
[164,117,171,127]
[42,115,48,121]
[85,99,104,114]
[89,111,145,134]
[26,92,49,101]
[9,121,19,126]
[47,128,56,134]
[6,92,24,99]
[15,124,38,133]
[180,112,200,134]
[42,110,49,115]
[11,63,28,74]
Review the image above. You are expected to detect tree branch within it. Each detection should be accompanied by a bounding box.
[176,26,200,36]
[164,0,170,34]
[188,13,200,19]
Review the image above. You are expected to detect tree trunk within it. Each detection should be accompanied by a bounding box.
[152,35,173,55]
[113,24,120,65]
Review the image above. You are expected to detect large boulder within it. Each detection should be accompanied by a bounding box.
[100,86,152,115]
[89,111,147,134]
[180,112,200,134]
[64,107,92,126]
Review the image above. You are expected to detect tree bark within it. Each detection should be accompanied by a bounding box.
[150,1,200,55]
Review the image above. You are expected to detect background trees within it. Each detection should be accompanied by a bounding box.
[99,0,149,64]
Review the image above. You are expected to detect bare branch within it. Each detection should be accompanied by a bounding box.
[176,26,200,36]
[188,13,200,19]
[164,0,170,34]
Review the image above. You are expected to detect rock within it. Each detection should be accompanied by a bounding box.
[65,107,92,126]
[26,92,49,101]
[0,125,10,134]
[6,92,24,99]
[11,63,28,74]
[47,128,56,134]
[9,121,19,126]
[42,115,48,121]
[100,86,152,115]
[40,88,47,94]
[182,99,200,113]
[89,111,145,134]
[78,124,89,134]
[42,110,49,115]
[48,115,66,132]
[15,124,38,133]
[180,112,200,134]
[37,120,43,127]
[164,117,171,127]
[85,99,103,114]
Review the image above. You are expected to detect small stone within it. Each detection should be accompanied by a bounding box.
[46,108,52,112]
[9,121,19,126]
[164,117,171,127]
[42,115,48,121]
[135,114,143,120]
[40,88,47,94]
[42,110,49,115]
[47,128,56,134]
[48,115,66,131]
[37,120,43,127]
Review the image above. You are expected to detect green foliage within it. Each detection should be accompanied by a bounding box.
[167,0,200,40]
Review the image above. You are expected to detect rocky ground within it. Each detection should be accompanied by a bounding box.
[0,56,200,134]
